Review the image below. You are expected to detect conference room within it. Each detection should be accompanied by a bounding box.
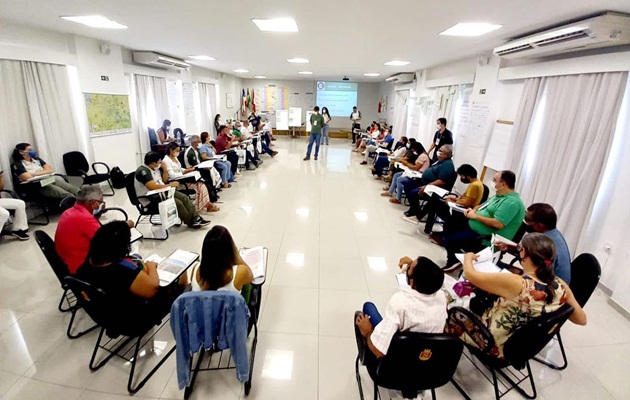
[1,1,630,399]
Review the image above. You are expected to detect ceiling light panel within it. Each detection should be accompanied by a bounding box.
[188,55,216,61]
[384,60,410,66]
[439,23,503,37]
[287,58,309,63]
[60,15,127,29]
[252,18,298,32]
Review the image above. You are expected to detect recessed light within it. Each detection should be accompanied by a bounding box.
[252,18,298,32]
[298,71,313,75]
[233,69,249,73]
[254,75,267,79]
[384,60,410,66]
[440,23,503,37]
[188,55,216,61]
[60,15,127,29]
[363,73,380,77]
[287,58,309,64]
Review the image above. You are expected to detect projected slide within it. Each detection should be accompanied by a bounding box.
[316,81,358,117]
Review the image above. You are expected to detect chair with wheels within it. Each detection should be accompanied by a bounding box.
[533,253,601,370]
[63,151,115,196]
[354,328,468,400]
[149,128,168,155]
[33,230,99,338]
[63,276,176,394]
[448,304,574,399]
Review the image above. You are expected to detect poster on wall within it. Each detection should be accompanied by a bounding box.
[226,93,235,108]
[84,93,132,137]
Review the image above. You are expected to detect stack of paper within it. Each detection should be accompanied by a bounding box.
[455,247,502,273]
[172,171,201,181]
[424,185,448,197]
[491,234,518,247]
[447,202,467,213]
[239,246,266,279]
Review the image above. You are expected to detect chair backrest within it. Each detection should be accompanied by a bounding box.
[570,253,601,307]
[124,173,141,207]
[375,332,464,393]
[173,128,185,144]
[59,196,77,213]
[63,151,90,177]
[34,230,70,286]
[148,128,158,146]
[503,303,574,369]
[481,184,490,204]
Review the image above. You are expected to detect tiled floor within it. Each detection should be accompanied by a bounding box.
[1,138,629,399]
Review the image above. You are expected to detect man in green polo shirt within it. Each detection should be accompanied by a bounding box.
[304,106,325,161]
[440,170,525,272]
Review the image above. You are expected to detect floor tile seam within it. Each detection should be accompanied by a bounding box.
[14,374,86,394]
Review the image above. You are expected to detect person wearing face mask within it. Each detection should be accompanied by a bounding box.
[135,152,210,229]
[495,203,571,283]
[371,136,408,179]
[382,142,430,204]
[55,186,134,274]
[11,142,80,201]
[156,119,175,144]
[426,118,453,163]
[436,170,525,272]
[360,128,394,165]
[411,164,484,235]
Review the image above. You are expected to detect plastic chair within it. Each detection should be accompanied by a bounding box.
[63,151,114,195]
[533,253,601,370]
[448,304,574,399]
[355,328,468,400]
[63,276,176,393]
[33,230,98,339]
[9,170,67,225]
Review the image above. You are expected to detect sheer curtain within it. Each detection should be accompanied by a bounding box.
[134,74,170,153]
[509,71,629,252]
[198,83,216,136]
[392,90,409,139]
[0,59,87,189]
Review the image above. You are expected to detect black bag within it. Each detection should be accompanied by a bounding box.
[110,166,126,189]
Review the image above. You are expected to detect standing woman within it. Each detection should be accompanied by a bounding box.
[320,107,332,145]
[214,114,222,137]
[162,142,219,213]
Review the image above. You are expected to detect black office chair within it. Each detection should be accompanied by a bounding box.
[124,172,174,240]
[33,230,99,339]
[533,253,601,370]
[64,276,175,393]
[9,171,66,225]
[448,304,574,400]
[148,128,167,154]
[173,127,186,146]
[355,329,467,400]
[63,151,114,196]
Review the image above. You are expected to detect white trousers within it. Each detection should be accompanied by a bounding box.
[0,198,28,231]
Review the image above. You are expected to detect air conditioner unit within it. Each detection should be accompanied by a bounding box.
[385,73,415,84]
[494,12,630,59]
[132,51,191,70]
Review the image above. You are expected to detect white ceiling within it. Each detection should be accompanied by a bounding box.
[1,0,630,82]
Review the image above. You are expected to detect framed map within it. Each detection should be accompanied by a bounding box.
[84,93,132,137]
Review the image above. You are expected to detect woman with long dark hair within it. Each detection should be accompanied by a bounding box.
[214,114,222,136]
[320,107,332,145]
[452,233,587,359]
[190,225,253,295]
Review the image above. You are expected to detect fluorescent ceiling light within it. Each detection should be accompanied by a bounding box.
[384,60,410,66]
[188,55,215,61]
[254,75,267,79]
[252,18,298,32]
[60,15,127,29]
[440,23,503,37]
[298,71,313,75]
[363,73,380,77]
[233,69,249,73]
[287,58,309,64]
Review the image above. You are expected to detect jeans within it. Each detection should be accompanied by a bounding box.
[442,227,485,266]
[402,179,423,210]
[214,160,233,183]
[306,132,321,157]
[39,176,80,200]
[372,155,390,176]
[222,151,239,175]
[388,172,405,200]
[261,142,274,156]
[320,125,330,145]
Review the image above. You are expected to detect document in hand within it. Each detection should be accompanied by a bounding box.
[23,173,53,182]
[455,247,502,274]
[424,185,448,197]
[147,249,199,286]
[172,171,201,181]
[491,233,518,247]
[196,160,216,169]
[447,202,467,213]
[239,246,266,279]
[396,273,411,289]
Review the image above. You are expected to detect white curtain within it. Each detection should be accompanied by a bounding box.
[198,82,216,137]
[509,71,629,253]
[392,90,409,140]
[0,59,88,190]
[134,74,170,153]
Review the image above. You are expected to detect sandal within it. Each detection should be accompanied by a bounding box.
[206,204,220,212]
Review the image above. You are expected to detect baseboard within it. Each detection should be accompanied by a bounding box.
[608,298,630,321]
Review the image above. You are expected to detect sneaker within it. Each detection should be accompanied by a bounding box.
[235,170,242,176]
[195,216,211,226]
[10,230,30,240]
[402,215,419,224]
[303,156,310,161]
[189,221,202,229]
[271,151,279,157]
[443,262,463,273]
[314,155,318,160]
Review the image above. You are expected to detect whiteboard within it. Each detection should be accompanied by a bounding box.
[483,121,514,171]
[305,111,314,132]
[289,107,302,127]
[276,110,289,130]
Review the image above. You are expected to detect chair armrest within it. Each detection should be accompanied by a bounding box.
[0,189,18,199]
[447,306,494,354]
[92,162,111,175]
[100,207,129,221]
[53,173,69,183]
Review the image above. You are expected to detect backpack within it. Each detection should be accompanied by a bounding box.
[110,166,126,189]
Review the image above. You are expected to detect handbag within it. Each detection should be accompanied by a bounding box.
[158,197,179,230]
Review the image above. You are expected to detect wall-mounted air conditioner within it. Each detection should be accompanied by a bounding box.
[132,51,191,70]
[385,73,415,84]
[494,12,630,59]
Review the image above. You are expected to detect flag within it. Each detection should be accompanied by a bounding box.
[241,89,246,117]
[378,97,382,113]
[246,89,251,107]
[252,90,256,112]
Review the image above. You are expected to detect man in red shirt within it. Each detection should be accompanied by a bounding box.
[216,125,258,171]
[55,186,133,274]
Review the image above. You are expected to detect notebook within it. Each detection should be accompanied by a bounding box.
[455,247,503,274]
[447,202,467,213]
[239,246,267,280]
